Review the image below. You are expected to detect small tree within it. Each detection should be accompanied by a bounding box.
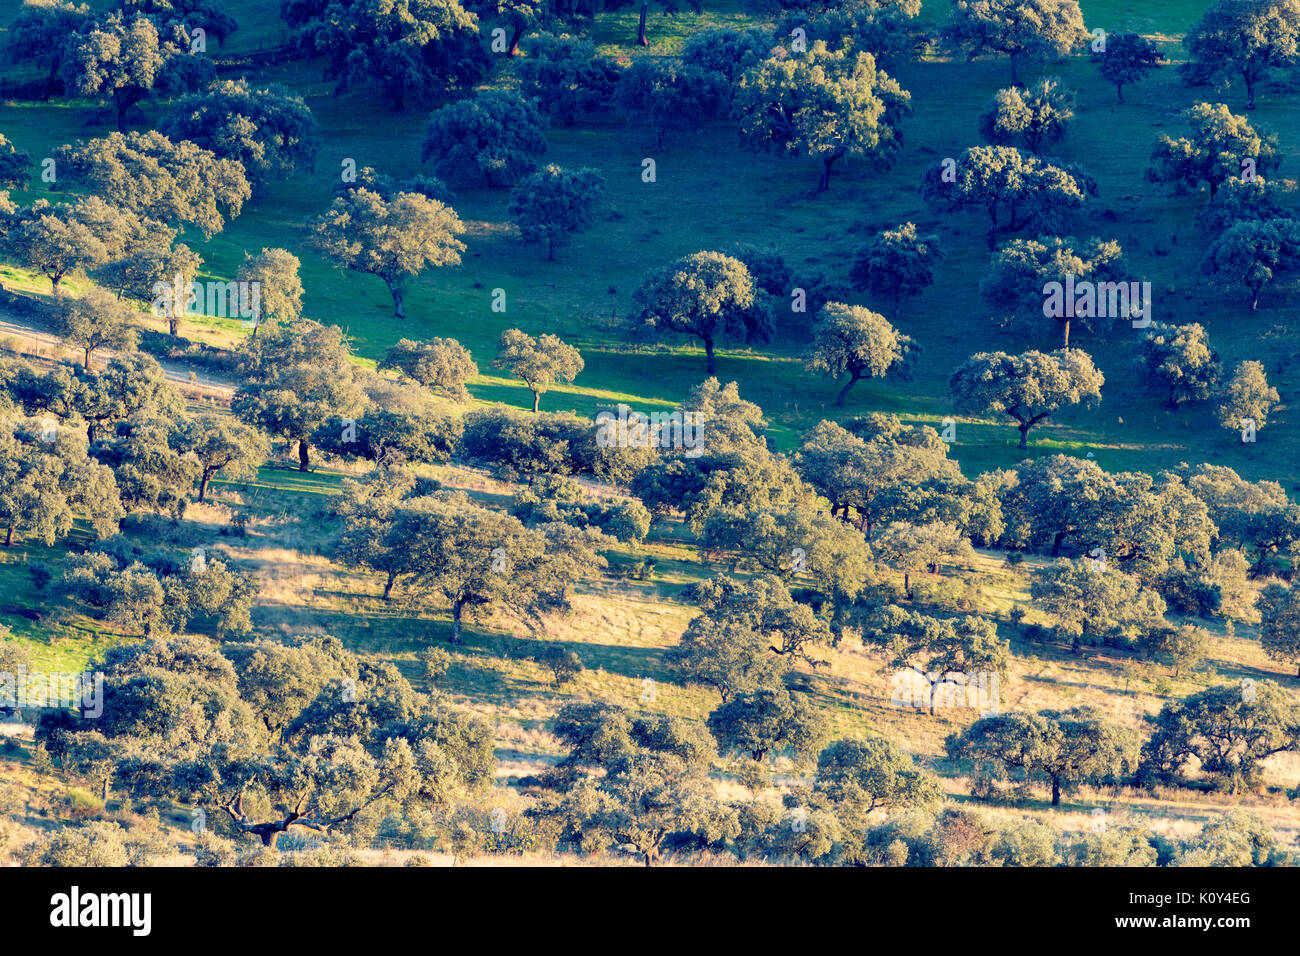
[850,222,942,320]
[310,189,465,319]
[1134,322,1221,408]
[1217,360,1279,438]
[236,248,304,333]
[735,40,911,193]
[1258,581,1300,675]
[1147,103,1281,200]
[508,165,604,259]
[978,78,1073,153]
[1091,32,1163,103]
[949,348,1103,449]
[1199,217,1300,310]
[380,337,478,401]
[53,288,139,368]
[706,687,825,762]
[613,58,725,150]
[421,91,548,187]
[181,414,270,503]
[631,251,766,375]
[1186,0,1300,110]
[942,0,1088,86]
[804,303,915,407]
[492,329,584,413]
[538,643,583,687]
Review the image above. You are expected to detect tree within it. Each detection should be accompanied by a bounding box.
[613,58,724,150]
[1147,103,1281,200]
[163,79,320,189]
[549,703,737,866]
[1199,217,1300,310]
[735,40,910,193]
[921,146,1091,248]
[0,414,121,546]
[1134,323,1221,407]
[859,604,1008,714]
[1258,581,1300,674]
[508,164,604,259]
[872,521,974,599]
[1139,682,1300,793]
[492,329,584,413]
[93,416,202,519]
[181,414,270,503]
[1186,0,1300,110]
[285,0,489,110]
[813,736,941,823]
[1196,176,1291,234]
[5,203,110,294]
[232,320,366,471]
[117,0,240,46]
[979,235,1124,346]
[666,616,789,702]
[310,188,465,319]
[60,12,203,131]
[850,222,941,320]
[6,0,92,100]
[537,643,583,687]
[802,303,915,407]
[631,251,766,375]
[236,248,304,333]
[52,288,139,368]
[58,131,250,238]
[707,687,825,762]
[421,91,548,187]
[949,348,1103,450]
[517,32,621,126]
[947,707,1138,805]
[1216,360,1279,438]
[380,337,477,401]
[465,0,552,55]
[0,134,32,191]
[1139,623,1210,677]
[779,0,924,62]
[1030,559,1167,652]
[1179,811,1288,866]
[74,353,184,443]
[942,0,1087,86]
[1091,32,1163,103]
[342,488,605,640]
[681,24,772,83]
[1181,463,1300,573]
[978,77,1073,153]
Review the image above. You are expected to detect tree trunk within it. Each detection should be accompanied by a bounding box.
[390,284,405,319]
[84,347,92,368]
[197,472,212,503]
[1061,316,1071,347]
[817,155,837,193]
[1251,286,1260,311]
[835,370,861,406]
[298,438,310,472]
[383,571,396,600]
[509,24,524,56]
[531,389,541,413]
[1010,53,1021,87]
[1116,83,1124,105]
[169,316,180,336]
[1018,422,1030,450]
[704,336,716,375]
[101,779,110,802]
[1051,531,1065,557]
[903,571,912,600]
[450,599,464,643]
[636,2,648,46]
[4,522,12,547]
[1051,780,1061,806]
[1245,76,1256,110]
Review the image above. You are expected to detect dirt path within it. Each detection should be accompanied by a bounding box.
[0,310,236,402]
